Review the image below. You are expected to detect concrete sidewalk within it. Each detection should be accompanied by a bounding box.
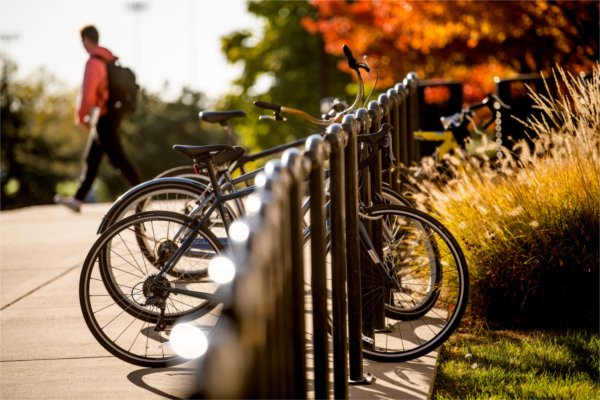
[0,204,438,399]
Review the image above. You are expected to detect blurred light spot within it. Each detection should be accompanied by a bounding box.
[229,221,250,243]
[208,256,236,284]
[254,173,267,187]
[170,323,208,359]
[246,194,262,214]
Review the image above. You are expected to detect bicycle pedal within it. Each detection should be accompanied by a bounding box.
[362,335,375,345]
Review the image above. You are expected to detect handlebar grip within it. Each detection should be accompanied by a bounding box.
[342,44,371,73]
[343,44,357,67]
[253,101,282,112]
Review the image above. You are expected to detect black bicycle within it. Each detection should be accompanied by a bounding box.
[79,125,468,367]
[79,46,468,367]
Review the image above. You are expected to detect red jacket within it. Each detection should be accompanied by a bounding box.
[77,45,117,127]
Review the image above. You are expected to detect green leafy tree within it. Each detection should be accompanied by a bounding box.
[1,59,85,209]
[218,0,354,152]
[1,56,222,207]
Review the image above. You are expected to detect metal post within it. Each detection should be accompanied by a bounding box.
[366,101,385,332]
[325,124,349,399]
[341,115,368,384]
[387,88,402,192]
[305,135,329,399]
[377,93,392,187]
[395,83,409,167]
[355,108,372,236]
[404,72,419,163]
[282,148,308,398]
[266,160,296,399]
[368,100,383,198]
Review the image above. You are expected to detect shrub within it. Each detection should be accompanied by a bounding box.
[411,66,600,328]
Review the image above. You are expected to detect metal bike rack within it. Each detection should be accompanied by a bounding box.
[191,71,422,399]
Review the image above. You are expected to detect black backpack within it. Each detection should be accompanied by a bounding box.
[94,56,139,115]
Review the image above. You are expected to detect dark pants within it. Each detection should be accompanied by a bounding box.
[74,111,141,201]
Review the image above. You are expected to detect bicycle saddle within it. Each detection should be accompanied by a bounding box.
[173,144,245,166]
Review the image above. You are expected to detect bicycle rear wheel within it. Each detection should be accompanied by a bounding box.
[98,178,236,278]
[98,178,211,232]
[80,211,224,367]
[154,165,203,181]
[360,205,469,362]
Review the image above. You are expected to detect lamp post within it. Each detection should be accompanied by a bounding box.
[0,33,20,60]
[126,2,149,77]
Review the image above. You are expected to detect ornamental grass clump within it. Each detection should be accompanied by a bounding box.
[412,66,599,328]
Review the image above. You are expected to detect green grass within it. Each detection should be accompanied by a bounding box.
[432,327,600,399]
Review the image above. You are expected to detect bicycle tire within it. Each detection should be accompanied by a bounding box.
[381,186,414,208]
[154,165,207,182]
[366,189,442,318]
[80,211,224,367]
[359,204,469,362]
[307,189,437,355]
[98,178,212,233]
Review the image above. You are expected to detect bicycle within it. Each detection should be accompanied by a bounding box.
[79,46,468,367]
[79,123,468,367]
[95,45,412,233]
[414,92,511,161]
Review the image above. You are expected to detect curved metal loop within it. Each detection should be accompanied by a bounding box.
[325,123,348,150]
[355,108,371,132]
[304,134,327,171]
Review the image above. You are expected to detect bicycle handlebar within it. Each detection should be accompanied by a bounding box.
[357,123,393,146]
[254,44,368,127]
[441,93,512,131]
[343,44,371,73]
[253,101,281,112]
[254,100,332,126]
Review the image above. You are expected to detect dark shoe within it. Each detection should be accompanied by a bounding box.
[53,194,82,213]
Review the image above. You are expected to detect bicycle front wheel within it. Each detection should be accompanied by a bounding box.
[360,204,469,362]
[80,211,224,367]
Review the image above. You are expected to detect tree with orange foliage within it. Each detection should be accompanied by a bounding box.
[303,0,599,101]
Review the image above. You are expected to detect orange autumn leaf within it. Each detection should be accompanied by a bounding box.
[303,0,599,103]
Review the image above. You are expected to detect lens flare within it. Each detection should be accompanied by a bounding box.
[229,221,250,243]
[170,323,208,359]
[208,256,236,284]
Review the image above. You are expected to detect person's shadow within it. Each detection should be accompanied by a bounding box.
[127,366,198,399]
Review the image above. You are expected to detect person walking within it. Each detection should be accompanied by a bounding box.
[54,25,141,212]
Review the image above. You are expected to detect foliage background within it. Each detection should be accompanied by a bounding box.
[304,0,599,102]
[2,0,599,213]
